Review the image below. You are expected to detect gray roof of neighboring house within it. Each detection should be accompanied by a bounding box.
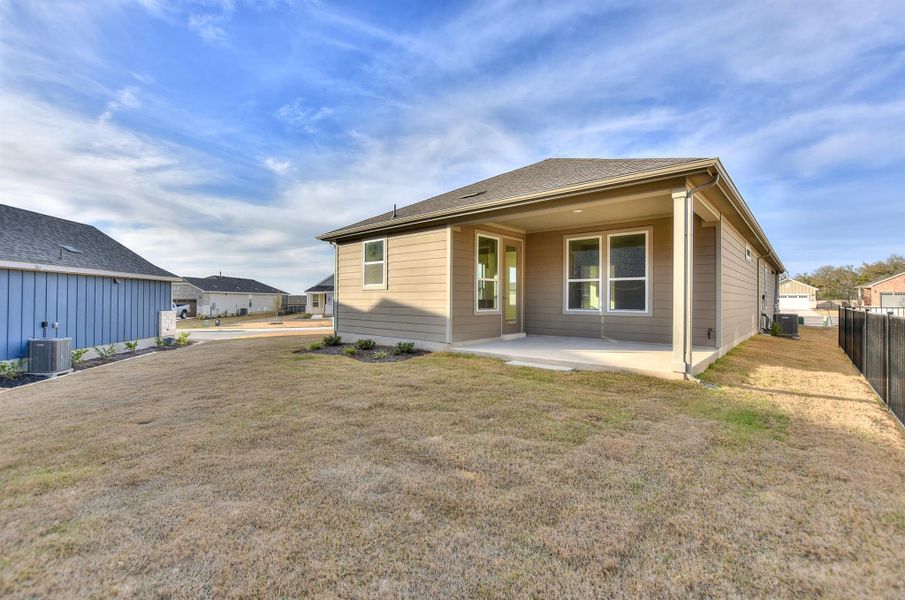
[183,275,287,295]
[0,203,177,279]
[859,270,905,288]
[305,274,334,293]
[319,157,709,239]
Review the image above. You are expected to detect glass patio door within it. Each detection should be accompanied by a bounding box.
[502,240,522,334]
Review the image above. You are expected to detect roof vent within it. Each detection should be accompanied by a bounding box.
[458,190,486,199]
[58,244,82,259]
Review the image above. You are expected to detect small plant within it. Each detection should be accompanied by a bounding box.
[322,334,342,346]
[770,321,783,336]
[341,346,358,356]
[393,341,416,355]
[94,343,117,360]
[307,341,324,351]
[371,350,388,360]
[0,359,26,380]
[71,348,90,366]
[125,341,139,352]
[354,338,377,350]
[155,336,166,347]
[298,312,312,320]
[176,332,191,347]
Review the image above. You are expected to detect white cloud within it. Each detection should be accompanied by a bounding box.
[262,156,291,175]
[273,99,333,132]
[187,13,228,45]
[99,86,141,122]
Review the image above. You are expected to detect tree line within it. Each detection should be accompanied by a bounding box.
[791,254,905,303]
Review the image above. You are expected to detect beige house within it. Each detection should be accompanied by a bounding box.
[304,275,334,317]
[778,278,818,311]
[318,158,784,379]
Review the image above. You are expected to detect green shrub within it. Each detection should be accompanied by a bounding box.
[354,338,377,350]
[393,341,416,355]
[125,341,139,352]
[371,350,388,360]
[176,332,191,347]
[71,348,90,366]
[94,344,117,359]
[155,336,166,347]
[322,334,342,346]
[307,341,323,351]
[770,321,783,336]
[298,312,312,319]
[0,359,25,380]
[341,346,358,356]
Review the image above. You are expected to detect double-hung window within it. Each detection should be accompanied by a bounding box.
[607,231,648,312]
[476,234,499,311]
[566,236,601,311]
[362,238,386,288]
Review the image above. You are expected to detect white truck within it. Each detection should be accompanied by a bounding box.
[172,302,191,319]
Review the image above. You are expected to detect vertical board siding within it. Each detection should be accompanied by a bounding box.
[0,268,171,360]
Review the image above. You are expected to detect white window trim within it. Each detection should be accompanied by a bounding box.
[361,237,388,290]
[563,234,603,314]
[606,229,652,315]
[745,244,753,262]
[475,232,501,314]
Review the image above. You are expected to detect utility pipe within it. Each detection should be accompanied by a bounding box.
[681,173,721,376]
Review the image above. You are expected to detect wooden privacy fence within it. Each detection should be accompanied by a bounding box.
[839,307,905,427]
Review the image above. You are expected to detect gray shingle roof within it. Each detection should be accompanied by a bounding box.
[305,274,334,293]
[183,275,287,294]
[0,203,177,279]
[319,157,710,239]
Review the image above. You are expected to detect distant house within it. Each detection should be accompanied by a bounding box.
[172,275,287,317]
[304,275,334,317]
[858,271,905,308]
[0,204,179,361]
[778,278,818,311]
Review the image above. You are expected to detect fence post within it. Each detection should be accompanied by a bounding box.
[863,309,869,375]
[887,311,892,406]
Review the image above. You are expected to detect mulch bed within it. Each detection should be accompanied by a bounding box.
[0,343,194,389]
[73,344,190,371]
[295,343,429,363]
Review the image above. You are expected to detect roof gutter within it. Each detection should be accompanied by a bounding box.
[318,160,717,241]
[0,259,182,282]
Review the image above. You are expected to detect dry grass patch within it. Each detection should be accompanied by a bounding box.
[0,329,903,597]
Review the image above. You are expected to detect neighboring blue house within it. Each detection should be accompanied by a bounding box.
[0,204,180,361]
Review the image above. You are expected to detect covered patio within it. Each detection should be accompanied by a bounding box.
[450,335,721,379]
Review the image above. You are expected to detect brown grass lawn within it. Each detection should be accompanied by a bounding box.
[1,328,904,598]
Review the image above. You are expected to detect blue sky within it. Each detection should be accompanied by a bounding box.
[1,0,903,293]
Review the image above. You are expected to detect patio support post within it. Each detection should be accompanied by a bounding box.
[671,186,694,375]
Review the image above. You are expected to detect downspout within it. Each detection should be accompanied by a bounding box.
[756,250,775,331]
[681,173,720,376]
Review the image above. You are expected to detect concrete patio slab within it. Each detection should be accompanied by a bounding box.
[452,335,720,379]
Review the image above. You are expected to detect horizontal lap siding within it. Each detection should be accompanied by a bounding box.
[693,218,717,347]
[525,217,674,343]
[337,228,449,344]
[720,220,758,348]
[451,225,525,343]
[0,269,171,360]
